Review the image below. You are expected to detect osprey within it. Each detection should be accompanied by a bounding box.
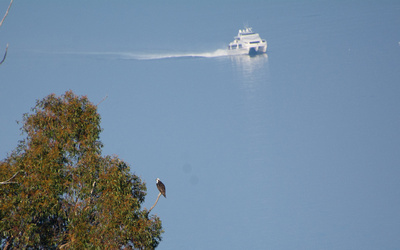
[156,178,166,198]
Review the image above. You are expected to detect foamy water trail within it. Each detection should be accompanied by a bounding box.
[41,49,248,61]
[119,49,230,60]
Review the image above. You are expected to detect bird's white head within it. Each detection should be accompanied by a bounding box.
[156,178,160,183]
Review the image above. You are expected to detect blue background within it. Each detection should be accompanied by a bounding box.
[1,1,400,249]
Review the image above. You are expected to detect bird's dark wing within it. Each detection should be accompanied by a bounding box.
[157,181,166,198]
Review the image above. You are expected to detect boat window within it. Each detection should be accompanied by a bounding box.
[250,41,260,44]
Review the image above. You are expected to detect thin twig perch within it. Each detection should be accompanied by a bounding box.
[96,95,108,106]
[0,0,14,66]
[148,192,162,213]
[0,0,13,27]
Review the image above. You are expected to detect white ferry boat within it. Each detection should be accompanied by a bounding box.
[227,27,267,55]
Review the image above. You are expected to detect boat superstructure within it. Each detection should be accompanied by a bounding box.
[227,27,267,55]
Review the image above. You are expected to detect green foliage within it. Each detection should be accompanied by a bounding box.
[0,91,163,249]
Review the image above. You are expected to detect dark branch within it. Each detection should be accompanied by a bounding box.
[0,43,8,64]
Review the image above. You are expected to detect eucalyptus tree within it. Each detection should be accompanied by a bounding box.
[0,91,163,249]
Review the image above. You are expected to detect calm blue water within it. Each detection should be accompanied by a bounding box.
[1,1,400,249]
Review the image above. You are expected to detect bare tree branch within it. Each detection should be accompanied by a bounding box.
[0,170,20,185]
[59,242,70,249]
[0,0,14,66]
[89,180,96,204]
[0,0,13,27]
[90,180,96,195]
[96,95,108,106]
[148,192,162,213]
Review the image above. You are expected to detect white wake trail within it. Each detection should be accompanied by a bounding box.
[43,49,233,61]
[114,49,229,60]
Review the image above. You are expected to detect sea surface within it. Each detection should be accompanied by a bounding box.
[1,1,400,249]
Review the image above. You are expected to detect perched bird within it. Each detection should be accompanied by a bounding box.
[156,178,166,198]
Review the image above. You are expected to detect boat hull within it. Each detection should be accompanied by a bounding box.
[249,46,267,55]
[227,44,267,56]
